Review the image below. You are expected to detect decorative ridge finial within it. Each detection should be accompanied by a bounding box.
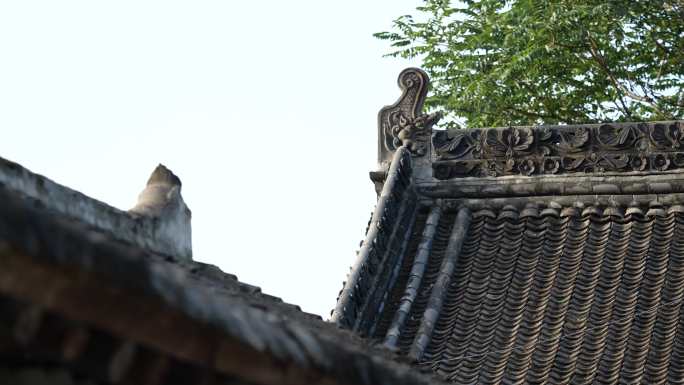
[377,68,442,165]
[131,164,187,217]
[146,164,182,188]
[130,164,192,260]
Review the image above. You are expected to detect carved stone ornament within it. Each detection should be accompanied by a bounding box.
[431,121,684,179]
[378,68,442,164]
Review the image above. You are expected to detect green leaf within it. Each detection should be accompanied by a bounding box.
[374,0,684,126]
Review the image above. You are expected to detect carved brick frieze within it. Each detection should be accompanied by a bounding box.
[432,121,684,179]
[378,68,441,164]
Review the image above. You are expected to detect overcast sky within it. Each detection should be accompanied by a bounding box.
[0,1,422,317]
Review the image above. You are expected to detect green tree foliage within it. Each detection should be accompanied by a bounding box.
[375,0,684,128]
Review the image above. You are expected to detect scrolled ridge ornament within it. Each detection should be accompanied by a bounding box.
[378,68,441,164]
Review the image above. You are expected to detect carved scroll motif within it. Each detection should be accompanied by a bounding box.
[432,121,684,179]
[378,68,441,164]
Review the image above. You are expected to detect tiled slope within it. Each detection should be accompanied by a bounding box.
[370,203,684,385]
[0,182,448,385]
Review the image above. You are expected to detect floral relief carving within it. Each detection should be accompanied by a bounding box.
[432,121,684,179]
[650,122,684,149]
[653,154,671,171]
[378,68,441,163]
[596,124,642,149]
[487,127,534,158]
[518,159,536,176]
[673,153,684,167]
[543,158,560,174]
[433,130,481,159]
[630,156,648,171]
[384,110,441,156]
[556,127,590,153]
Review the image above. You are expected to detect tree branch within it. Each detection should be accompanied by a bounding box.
[507,106,564,122]
[586,34,670,117]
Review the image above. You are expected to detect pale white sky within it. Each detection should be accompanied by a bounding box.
[0,1,421,317]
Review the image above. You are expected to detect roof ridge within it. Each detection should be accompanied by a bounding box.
[432,120,684,179]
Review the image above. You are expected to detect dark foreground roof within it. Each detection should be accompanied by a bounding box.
[333,68,684,384]
[0,169,444,385]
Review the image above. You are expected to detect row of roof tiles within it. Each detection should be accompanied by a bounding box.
[364,201,684,384]
[466,204,684,220]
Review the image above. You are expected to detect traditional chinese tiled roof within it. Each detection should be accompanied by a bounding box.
[0,160,445,385]
[339,198,684,384]
[333,67,684,384]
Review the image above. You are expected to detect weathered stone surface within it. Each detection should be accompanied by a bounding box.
[371,68,684,198]
[342,68,684,385]
[0,157,192,260]
[0,182,448,385]
[377,68,441,166]
[130,164,192,261]
[432,121,684,178]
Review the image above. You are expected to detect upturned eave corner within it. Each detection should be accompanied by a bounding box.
[377,67,441,167]
[374,68,441,194]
